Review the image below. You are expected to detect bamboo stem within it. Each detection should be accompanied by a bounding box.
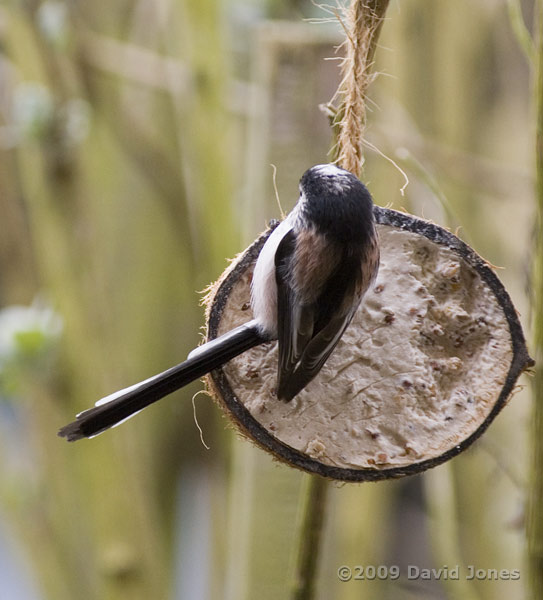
[291,475,329,600]
[424,467,480,600]
[506,0,536,63]
[528,1,543,597]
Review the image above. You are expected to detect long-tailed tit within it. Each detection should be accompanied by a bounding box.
[59,164,379,441]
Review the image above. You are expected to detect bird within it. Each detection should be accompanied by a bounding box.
[58,164,379,441]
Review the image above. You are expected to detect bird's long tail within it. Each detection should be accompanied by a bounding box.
[58,320,267,441]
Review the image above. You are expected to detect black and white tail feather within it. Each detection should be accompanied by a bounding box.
[58,322,267,441]
[58,164,379,441]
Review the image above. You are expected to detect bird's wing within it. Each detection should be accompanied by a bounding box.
[274,229,316,392]
[278,307,355,401]
[274,231,363,401]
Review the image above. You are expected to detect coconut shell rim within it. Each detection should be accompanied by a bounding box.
[206,207,534,482]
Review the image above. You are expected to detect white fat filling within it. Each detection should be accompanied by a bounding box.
[215,226,513,470]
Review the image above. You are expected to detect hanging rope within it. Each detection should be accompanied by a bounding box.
[334,0,390,176]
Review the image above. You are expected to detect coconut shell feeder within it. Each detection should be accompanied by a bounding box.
[204,206,533,482]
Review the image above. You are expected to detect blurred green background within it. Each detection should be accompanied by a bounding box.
[0,1,536,599]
